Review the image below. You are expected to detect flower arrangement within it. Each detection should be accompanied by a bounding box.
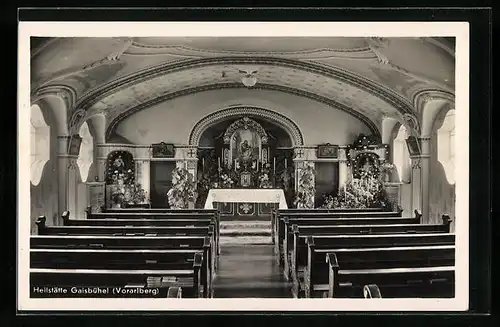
[220,172,235,188]
[258,172,273,188]
[167,167,198,209]
[320,174,390,210]
[294,165,315,208]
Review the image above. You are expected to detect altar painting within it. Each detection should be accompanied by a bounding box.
[230,128,261,164]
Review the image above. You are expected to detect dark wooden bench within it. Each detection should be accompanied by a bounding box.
[303,243,455,298]
[290,231,455,283]
[30,248,207,298]
[30,263,203,298]
[30,234,215,297]
[278,210,423,269]
[37,216,216,252]
[274,209,404,254]
[82,211,220,254]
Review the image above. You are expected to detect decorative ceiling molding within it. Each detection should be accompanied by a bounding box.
[127,41,374,60]
[75,56,415,117]
[104,82,382,142]
[412,89,455,114]
[188,106,305,147]
[31,84,77,111]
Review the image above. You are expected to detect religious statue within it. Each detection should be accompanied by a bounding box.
[240,140,253,161]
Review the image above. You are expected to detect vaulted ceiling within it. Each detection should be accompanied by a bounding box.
[30,37,455,138]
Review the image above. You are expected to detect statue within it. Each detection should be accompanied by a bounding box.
[240,140,253,161]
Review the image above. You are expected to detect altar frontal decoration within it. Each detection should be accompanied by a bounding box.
[167,167,198,209]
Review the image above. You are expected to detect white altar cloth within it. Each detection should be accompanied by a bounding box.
[204,189,288,209]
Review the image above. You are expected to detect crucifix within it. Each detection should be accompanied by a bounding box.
[187,149,196,158]
[296,149,304,158]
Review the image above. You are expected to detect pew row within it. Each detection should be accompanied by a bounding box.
[31,233,216,290]
[278,209,424,267]
[30,249,208,298]
[82,210,220,255]
[274,209,407,255]
[31,266,203,298]
[31,234,215,297]
[36,216,217,260]
[302,243,455,298]
[282,215,451,280]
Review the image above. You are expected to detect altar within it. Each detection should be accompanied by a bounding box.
[204,188,287,217]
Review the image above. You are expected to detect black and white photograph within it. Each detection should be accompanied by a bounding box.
[18,21,469,311]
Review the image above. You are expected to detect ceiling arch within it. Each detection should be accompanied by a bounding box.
[188,106,305,147]
[75,56,415,132]
[105,82,382,141]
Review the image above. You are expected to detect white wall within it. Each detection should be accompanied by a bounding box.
[115,89,374,146]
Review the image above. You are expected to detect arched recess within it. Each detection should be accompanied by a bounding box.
[435,109,455,185]
[76,121,94,182]
[189,106,305,147]
[392,124,412,183]
[30,104,51,186]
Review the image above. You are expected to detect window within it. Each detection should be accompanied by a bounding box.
[437,110,455,184]
[30,104,50,186]
[392,125,411,183]
[77,122,94,182]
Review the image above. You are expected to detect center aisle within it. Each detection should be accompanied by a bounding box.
[212,245,293,298]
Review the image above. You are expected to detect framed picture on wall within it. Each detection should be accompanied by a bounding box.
[67,134,82,156]
[152,142,175,158]
[317,143,339,158]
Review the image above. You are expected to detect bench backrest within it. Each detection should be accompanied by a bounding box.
[307,245,455,297]
[275,210,415,246]
[86,211,217,220]
[291,232,455,276]
[63,217,214,227]
[36,217,214,237]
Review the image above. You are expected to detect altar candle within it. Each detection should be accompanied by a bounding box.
[285,158,287,169]
[273,157,276,174]
[202,157,205,172]
[218,157,221,169]
[234,159,236,171]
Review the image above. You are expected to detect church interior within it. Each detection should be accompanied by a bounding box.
[29,37,457,299]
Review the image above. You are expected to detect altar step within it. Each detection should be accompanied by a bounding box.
[219,220,272,245]
[219,214,272,222]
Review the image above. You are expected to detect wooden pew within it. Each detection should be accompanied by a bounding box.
[274,209,404,255]
[278,210,423,269]
[304,243,455,298]
[31,234,215,297]
[30,259,203,299]
[362,277,455,298]
[83,211,220,254]
[290,231,454,284]
[30,249,206,298]
[99,207,218,214]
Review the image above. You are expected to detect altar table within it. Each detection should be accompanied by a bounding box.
[204,189,288,210]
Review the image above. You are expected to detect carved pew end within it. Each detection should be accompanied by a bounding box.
[363,284,382,299]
